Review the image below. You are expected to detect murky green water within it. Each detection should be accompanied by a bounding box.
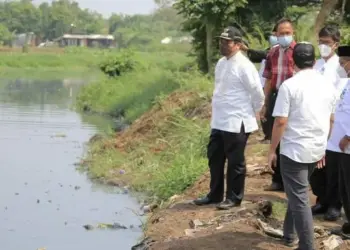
[0,79,142,250]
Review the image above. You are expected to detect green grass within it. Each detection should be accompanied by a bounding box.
[83,72,213,202]
[76,51,196,122]
[272,201,287,220]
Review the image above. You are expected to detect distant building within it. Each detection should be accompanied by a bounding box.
[54,34,115,48]
[160,36,193,44]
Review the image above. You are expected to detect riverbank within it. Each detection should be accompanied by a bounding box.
[77,50,349,249]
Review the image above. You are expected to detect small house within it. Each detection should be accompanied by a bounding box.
[55,34,115,48]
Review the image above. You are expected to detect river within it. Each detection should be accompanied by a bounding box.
[0,78,143,250]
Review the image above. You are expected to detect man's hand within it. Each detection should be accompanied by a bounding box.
[339,136,350,152]
[260,105,267,122]
[316,155,325,169]
[267,150,277,173]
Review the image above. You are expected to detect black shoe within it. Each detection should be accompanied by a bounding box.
[324,207,341,221]
[264,182,284,191]
[193,196,221,206]
[216,199,241,210]
[282,237,298,247]
[311,203,328,215]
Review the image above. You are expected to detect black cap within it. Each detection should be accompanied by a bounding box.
[293,42,315,69]
[218,26,243,43]
[338,46,350,57]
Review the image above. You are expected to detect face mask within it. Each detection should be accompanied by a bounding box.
[337,66,348,78]
[318,44,332,58]
[277,35,293,48]
[269,35,278,46]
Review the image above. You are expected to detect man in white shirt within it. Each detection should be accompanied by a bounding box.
[194,27,264,210]
[267,43,338,250]
[310,25,344,221]
[328,45,350,239]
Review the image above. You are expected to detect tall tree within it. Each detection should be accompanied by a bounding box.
[174,0,247,73]
[314,0,339,34]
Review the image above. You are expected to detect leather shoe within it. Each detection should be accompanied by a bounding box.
[264,182,284,192]
[324,207,341,221]
[193,196,221,206]
[216,199,241,210]
[311,203,328,215]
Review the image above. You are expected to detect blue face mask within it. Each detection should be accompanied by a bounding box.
[277,35,293,47]
[269,35,278,46]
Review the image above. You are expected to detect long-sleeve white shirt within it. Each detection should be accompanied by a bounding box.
[327,80,350,154]
[211,51,265,133]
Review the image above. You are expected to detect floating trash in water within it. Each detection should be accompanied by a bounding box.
[83,222,128,231]
[51,133,66,138]
[74,186,81,190]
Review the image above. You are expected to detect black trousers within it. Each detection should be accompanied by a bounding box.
[310,150,342,209]
[266,91,283,185]
[207,125,250,202]
[339,153,350,221]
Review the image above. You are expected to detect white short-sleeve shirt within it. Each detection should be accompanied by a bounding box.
[273,69,338,163]
[211,51,265,133]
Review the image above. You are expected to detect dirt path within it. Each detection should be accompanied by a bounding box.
[143,133,349,250]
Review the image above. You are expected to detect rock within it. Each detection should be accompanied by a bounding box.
[83,224,94,230]
[320,235,344,250]
[131,237,156,250]
[256,219,283,239]
[142,204,158,213]
[169,194,181,203]
[189,219,204,229]
[184,229,197,237]
[257,200,273,217]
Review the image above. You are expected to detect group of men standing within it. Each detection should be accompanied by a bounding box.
[193,18,350,250]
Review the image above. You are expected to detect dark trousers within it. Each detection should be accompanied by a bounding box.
[207,125,250,202]
[310,150,342,209]
[267,91,283,185]
[339,153,350,222]
[281,155,315,250]
[261,119,270,140]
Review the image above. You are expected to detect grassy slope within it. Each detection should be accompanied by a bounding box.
[76,51,195,122]
[0,47,111,79]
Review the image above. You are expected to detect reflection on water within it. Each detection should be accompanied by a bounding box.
[0,79,142,250]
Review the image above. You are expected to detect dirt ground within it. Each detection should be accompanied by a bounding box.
[143,132,349,250]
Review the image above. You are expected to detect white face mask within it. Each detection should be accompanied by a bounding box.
[337,66,348,78]
[318,44,332,58]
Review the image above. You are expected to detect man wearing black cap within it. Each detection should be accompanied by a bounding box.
[327,45,350,239]
[267,42,338,249]
[193,26,264,210]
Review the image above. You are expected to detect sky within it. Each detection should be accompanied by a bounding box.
[32,0,157,17]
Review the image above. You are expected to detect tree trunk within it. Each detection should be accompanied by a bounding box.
[341,0,347,21]
[205,23,214,74]
[314,0,339,35]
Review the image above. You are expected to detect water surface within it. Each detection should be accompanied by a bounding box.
[0,79,142,250]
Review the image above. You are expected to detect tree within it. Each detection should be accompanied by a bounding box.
[0,23,13,45]
[314,0,339,35]
[174,0,247,73]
